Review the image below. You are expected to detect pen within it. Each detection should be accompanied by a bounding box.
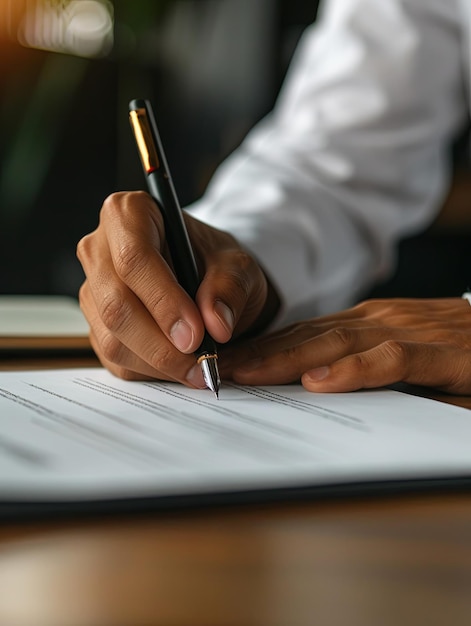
[129,98,220,398]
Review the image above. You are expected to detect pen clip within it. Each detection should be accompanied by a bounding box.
[129,107,160,174]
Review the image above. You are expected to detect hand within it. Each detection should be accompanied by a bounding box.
[77,191,279,386]
[226,298,471,395]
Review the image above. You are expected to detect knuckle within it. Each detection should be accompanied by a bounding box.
[353,298,384,318]
[101,191,154,224]
[352,299,373,315]
[283,345,302,364]
[77,283,87,310]
[329,327,354,348]
[382,340,409,363]
[114,241,149,282]
[101,191,131,215]
[285,322,316,343]
[148,344,175,374]
[100,331,125,364]
[349,352,366,369]
[347,351,375,374]
[147,290,174,319]
[99,290,132,334]
[76,232,95,264]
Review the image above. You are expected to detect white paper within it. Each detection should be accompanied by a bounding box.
[0,368,470,503]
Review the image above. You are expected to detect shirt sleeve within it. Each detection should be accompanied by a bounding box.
[188,0,467,327]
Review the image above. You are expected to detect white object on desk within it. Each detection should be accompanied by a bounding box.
[0,295,90,350]
[0,367,470,509]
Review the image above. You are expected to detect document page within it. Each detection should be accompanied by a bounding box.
[0,368,470,504]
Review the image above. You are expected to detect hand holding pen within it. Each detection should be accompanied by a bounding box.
[76,104,277,390]
[129,99,220,396]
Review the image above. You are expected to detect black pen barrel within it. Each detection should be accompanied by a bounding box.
[129,98,219,395]
[146,171,199,298]
[147,171,218,360]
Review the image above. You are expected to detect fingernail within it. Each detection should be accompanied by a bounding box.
[186,363,206,389]
[214,300,234,334]
[170,320,194,353]
[305,366,330,382]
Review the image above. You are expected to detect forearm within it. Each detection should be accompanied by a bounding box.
[189,0,466,325]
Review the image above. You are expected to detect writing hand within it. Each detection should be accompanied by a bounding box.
[77,191,278,386]
[228,298,471,394]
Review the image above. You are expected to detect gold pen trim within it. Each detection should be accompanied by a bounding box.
[197,353,220,398]
[129,108,160,173]
[196,353,218,364]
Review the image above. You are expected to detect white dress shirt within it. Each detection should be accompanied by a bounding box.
[189,0,469,327]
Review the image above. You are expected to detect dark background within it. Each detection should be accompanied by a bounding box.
[0,0,469,301]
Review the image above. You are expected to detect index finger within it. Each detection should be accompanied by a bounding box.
[100,191,206,354]
[303,341,471,394]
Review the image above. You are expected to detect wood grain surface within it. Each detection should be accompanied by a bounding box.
[1,356,470,626]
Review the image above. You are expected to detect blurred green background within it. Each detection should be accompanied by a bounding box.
[0,0,319,296]
[0,0,469,301]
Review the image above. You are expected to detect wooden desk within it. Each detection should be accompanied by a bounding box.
[1,356,471,626]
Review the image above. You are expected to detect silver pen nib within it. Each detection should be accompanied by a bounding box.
[198,354,221,399]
